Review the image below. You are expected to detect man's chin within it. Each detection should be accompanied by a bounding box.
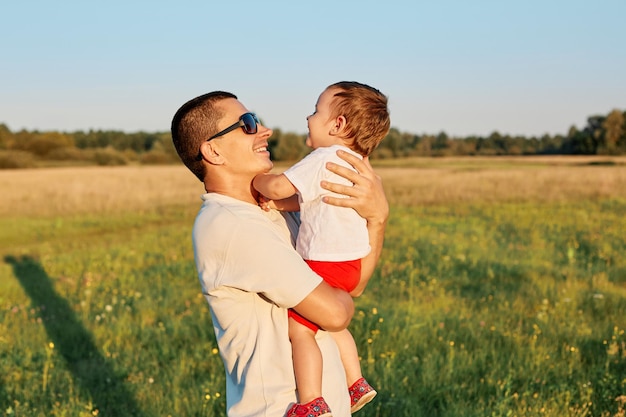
[262,160,274,172]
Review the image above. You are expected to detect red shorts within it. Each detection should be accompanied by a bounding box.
[289,259,361,333]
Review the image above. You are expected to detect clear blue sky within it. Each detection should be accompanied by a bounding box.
[1,0,625,137]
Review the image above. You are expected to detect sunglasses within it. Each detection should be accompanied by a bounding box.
[207,112,260,141]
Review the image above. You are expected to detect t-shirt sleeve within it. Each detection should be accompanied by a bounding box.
[211,216,322,308]
[283,150,326,202]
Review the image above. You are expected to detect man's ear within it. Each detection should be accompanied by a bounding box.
[199,141,225,165]
[330,115,347,136]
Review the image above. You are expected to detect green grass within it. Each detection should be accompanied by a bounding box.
[357,201,626,416]
[1,197,625,416]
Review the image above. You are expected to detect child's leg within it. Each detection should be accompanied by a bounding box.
[333,329,377,413]
[289,316,323,403]
[330,328,362,385]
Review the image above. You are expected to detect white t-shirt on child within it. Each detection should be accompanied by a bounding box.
[284,144,371,262]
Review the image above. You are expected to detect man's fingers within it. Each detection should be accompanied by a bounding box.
[325,161,359,183]
[335,149,362,166]
[321,180,355,197]
[322,195,354,208]
[336,150,375,175]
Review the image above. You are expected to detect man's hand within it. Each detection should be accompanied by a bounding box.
[321,149,389,297]
[321,149,389,225]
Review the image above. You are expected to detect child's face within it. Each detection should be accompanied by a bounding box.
[306,87,342,149]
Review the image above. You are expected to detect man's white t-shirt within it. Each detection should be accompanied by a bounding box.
[283,144,371,262]
[192,193,351,417]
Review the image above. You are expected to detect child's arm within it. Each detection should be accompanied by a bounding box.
[270,195,300,212]
[259,194,300,212]
[253,173,298,200]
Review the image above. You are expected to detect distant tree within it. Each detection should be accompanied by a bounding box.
[0,123,13,150]
[139,133,179,164]
[13,131,74,157]
[403,133,423,156]
[153,132,179,160]
[491,131,508,155]
[433,131,449,150]
[538,133,563,155]
[524,136,540,155]
[568,130,595,154]
[432,131,450,156]
[93,146,128,166]
[417,134,434,156]
[379,127,403,157]
[475,132,504,155]
[73,130,112,149]
[586,115,605,153]
[459,136,479,156]
[269,130,308,161]
[506,135,526,155]
[600,109,624,154]
[5,107,626,164]
[619,111,626,152]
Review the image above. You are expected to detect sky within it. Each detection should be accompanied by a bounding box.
[1,0,625,138]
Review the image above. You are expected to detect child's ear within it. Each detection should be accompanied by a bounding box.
[199,141,225,165]
[330,115,347,136]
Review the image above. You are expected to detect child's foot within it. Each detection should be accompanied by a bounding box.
[348,378,377,413]
[286,397,332,417]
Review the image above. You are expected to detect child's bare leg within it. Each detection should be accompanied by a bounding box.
[331,328,362,385]
[289,316,322,403]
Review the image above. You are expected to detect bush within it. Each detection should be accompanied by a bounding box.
[47,147,92,161]
[371,147,394,159]
[139,150,176,165]
[0,150,36,169]
[92,147,128,166]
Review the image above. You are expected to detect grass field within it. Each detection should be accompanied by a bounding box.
[1,156,625,417]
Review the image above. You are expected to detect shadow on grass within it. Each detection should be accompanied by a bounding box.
[5,255,145,417]
[0,377,7,412]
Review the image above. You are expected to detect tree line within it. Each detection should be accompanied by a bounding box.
[1,108,624,169]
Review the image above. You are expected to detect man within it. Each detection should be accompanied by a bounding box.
[171,91,388,417]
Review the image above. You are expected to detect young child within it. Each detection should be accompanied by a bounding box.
[253,81,390,417]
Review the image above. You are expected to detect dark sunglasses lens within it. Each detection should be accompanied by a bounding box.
[242,113,258,134]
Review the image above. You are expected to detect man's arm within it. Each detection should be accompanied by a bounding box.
[292,281,354,332]
[320,150,389,297]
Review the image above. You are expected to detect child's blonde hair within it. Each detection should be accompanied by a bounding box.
[327,81,390,156]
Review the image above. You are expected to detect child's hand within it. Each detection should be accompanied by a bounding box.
[258,194,274,212]
[258,195,300,212]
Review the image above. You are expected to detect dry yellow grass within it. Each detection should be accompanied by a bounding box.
[1,156,625,217]
[0,165,205,217]
[381,163,626,206]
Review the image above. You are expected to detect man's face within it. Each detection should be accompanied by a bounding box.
[212,98,274,176]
